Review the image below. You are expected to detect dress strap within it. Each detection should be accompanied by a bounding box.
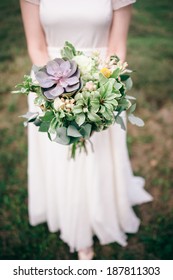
[112,0,136,10]
[25,0,40,5]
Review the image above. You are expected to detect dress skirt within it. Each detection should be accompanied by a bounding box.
[27,47,153,253]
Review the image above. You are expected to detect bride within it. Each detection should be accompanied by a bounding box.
[20,0,153,260]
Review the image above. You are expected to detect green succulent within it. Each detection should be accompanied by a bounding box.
[73,91,101,126]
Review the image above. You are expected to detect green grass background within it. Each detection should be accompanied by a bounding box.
[0,0,173,259]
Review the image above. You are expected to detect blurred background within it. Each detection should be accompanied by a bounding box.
[0,0,173,260]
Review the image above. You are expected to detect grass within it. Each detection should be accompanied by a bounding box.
[0,0,173,260]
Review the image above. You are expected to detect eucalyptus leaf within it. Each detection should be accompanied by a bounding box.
[115,115,126,130]
[67,125,82,137]
[32,64,41,74]
[128,114,145,127]
[20,111,39,122]
[33,118,41,126]
[54,127,71,145]
[114,81,122,90]
[129,103,136,114]
[126,95,136,100]
[124,77,133,91]
[79,124,92,139]
[119,98,131,110]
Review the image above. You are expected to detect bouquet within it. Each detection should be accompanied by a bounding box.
[14,42,144,158]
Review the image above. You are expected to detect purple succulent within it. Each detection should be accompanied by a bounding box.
[34,58,81,100]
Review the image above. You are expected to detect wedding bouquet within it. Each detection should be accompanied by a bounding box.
[14,42,144,158]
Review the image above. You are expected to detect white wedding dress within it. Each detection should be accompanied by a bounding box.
[26,0,153,253]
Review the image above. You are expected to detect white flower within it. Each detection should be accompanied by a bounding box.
[54,97,64,110]
[73,55,94,75]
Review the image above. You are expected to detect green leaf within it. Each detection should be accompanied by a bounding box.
[54,127,71,145]
[59,110,65,118]
[33,118,41,126]
[118,98,131,110]
[104,103,114,111]
[91,104,100,113]
[105,79,115,94]
[124,77,133,91]
[67,125,82,137]
[90,98,100,106]
[114,81,122,90]
[110,68,121,79]
[120,74,130,81]
[49,117,58,134]
[64,41,76,55]
[74,92,83,101]
[75,113,85,126]
[100,80,114,98]
[61,47,73,60]
[102,110,112,120]
[106,94,118,101]
[40,111,54,122]
[34,96,44,106]
[129,103,136,114]
[99,73,108,85]
[73,105,83,114]
[39,121,50,132]
[110,99,118,107]
[99,105,106,113]
[60,41,77,60]
[88,112,101,122]
[79,124,92,139]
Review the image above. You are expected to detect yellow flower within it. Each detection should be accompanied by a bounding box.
[100,67,111,78]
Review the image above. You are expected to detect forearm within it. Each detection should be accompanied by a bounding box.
[107,4,133,62]
[20,0,49,66]
[28,46,49,66]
